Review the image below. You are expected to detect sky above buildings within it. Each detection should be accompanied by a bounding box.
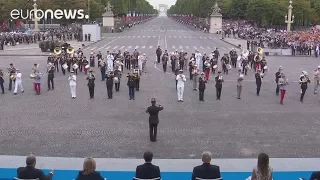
[147,0,176,9]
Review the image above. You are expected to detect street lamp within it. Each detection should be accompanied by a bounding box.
[32,0,40,32]
[284,0,294,32]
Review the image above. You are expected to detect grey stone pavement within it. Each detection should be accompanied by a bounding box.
[0,16,320,159]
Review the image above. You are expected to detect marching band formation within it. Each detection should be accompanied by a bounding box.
[0,44,319,105]
[154,45,319,104]
[0,45,146,100]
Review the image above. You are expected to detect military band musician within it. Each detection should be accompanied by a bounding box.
[198,72,207,101]
[299,71,310,102]
[0,69,4,94]
[127,71,136,100]
[86,69,95,99]
[8,63,16,91]
[255,69,263,96]
[106,71,114,99]
[215,71,224,100]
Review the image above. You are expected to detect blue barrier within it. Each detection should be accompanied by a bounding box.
[0,168,312,180]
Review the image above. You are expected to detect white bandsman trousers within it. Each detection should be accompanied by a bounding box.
[176,74,186,101]
[14,73,24,94]
[69,75,76,98]
[107,59,114,72]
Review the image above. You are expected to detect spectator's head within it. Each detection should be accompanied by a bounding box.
[257,153,269,177]
[143,151,153,163]
[83,158,96,175]
[26,154,36,167]
[201,151,212,164]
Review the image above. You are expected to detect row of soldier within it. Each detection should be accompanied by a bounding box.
[0,48,147,99]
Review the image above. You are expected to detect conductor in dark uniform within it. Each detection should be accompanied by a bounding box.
[146,98,164,142]
[86,69,95,99]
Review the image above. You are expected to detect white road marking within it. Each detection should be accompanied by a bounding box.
[200,46,204,49]
[119,46,125,49]
[142,36,145,38]
[112,46,118,49]
[183,36,187,38]
[105,46,111,49]
[91,47,97,50]
[193,46,197,49]
[153,36,156,38]
[179,46,183,49]
[132,36,135,38]
[127,46,132,49]
[127,36,131,38]
[137,36,140,38]
[141,46,146,49]
[164,36,167,49]
[207,46,211,49]
[135,46,139,49]
[186,46,189,49]
[172,45,176,49]
[174,36,176,38]
[148,36,150,38]
[149,46,153,49]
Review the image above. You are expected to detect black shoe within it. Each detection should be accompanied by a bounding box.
[1,92,4,94]
[13,93,17,95]
[108,97,110,99]
[276,93,279,96]
[237,97,241,99]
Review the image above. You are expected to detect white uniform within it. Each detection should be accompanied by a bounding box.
[13,73,24,94]
[138,55,143,71]
[176,74,186,101]
[68,74,76,98]
[195,52,202,68]
[107,54,114,71]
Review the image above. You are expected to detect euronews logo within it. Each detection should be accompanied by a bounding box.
[10,9,89,20]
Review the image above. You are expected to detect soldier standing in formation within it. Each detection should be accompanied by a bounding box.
[146,98,164,142]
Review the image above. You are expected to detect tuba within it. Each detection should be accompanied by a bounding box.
[67,47,74,54]
[257,47,263,55]
[54,47,62,55]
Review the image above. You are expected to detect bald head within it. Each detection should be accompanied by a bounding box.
[202,151,212,163]
[26,155,36,166]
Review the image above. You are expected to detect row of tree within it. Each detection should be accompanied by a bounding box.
[0,0,157,24]
[167,0,320,26]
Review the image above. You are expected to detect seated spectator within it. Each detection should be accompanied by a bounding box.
[309,171,320,180]
[251,153,272,180]
[75,157,104,180]
[135,151,161,179]
[191,151,221,180]
[17,154,54,180]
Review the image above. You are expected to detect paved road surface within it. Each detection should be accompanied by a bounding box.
[0,16,320,159]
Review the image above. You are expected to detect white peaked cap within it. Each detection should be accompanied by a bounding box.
[318,65,320,68]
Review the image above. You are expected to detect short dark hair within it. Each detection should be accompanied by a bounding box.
[143,151,153,162]
[26,155,36,166]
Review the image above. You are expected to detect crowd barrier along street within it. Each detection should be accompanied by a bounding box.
[0,156,318,180]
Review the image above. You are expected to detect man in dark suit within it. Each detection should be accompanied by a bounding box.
[309,171,320,180]
[146,98,164,142]
[191,151,221,180]
[135,151,161,179]
[17,155,54,180]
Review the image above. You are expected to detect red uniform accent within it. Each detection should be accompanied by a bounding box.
[280,89,286,104]
[205,69,210,80]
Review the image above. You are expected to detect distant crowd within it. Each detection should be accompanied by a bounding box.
[222,19,320,56]
[0,28,82,47]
